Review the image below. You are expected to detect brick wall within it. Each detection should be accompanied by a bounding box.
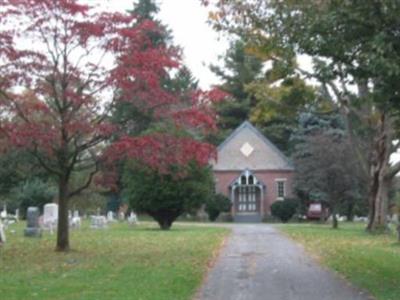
[214,170,294,216]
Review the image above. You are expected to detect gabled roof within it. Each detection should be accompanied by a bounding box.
[213,121,294,171]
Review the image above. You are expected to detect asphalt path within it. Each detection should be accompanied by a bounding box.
[197,224,373,300]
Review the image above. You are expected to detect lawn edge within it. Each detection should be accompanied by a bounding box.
[274,224,376,300]
[193,227,232,300]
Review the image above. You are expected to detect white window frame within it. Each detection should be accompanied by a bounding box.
[275,178,287,200]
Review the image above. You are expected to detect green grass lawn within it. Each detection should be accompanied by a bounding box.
[0,221,229,300]
[279,222,400,300]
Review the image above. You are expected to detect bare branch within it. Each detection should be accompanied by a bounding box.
[68,162,99,198]
[31,150,62,177]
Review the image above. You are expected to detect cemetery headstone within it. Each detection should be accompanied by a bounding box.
[24,207,42,237]
[70,210,81,228]
[118,212,125,221]
[0,219,6,245]
[43,203,58,234]
[128,212,139,226]
[107,211,116,222]
[391,214,399,224]
[15,209,19,222]
[0,204,7,219]
[90,216,107,229]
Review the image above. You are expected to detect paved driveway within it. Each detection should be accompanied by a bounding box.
[197,224,372,300]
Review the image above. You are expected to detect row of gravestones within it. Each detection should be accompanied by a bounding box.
[24,206,139,238]
[91,211,139,229]
[0,205,139,246]
[327,215,399,223]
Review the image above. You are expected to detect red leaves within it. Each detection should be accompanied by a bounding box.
[58,0,90,15]
[73,22,106,45]
[0,0,225,181]
[105,134,216,176]
[173,108,217,133]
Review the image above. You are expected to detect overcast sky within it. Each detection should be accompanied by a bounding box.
[87,0,229,89]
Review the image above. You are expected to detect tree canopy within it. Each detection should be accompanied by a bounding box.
[205,0,400,232]
[0,0,224,251]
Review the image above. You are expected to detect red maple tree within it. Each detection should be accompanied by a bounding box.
[0,0,223,251]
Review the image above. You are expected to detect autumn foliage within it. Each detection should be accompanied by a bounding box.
[0,0,224,251]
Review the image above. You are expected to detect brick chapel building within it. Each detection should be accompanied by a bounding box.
[212,121,294,222]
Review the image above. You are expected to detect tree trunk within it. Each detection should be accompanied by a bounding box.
[332,205,339,229]
[366,113,391,233]
[56,176,70,252]
[159,220,172,230]
[346,202,355,222]
[332,214,338,229]
[367,175,389,232]
[397,225,400,242]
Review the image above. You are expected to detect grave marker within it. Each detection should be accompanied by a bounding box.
[24,207,42,237]
[43,203,58,234]
[0,219,6,245]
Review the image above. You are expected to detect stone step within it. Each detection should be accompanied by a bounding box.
[234,213,262,223]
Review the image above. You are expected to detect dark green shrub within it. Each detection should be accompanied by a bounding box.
[106,192,122,213]
[205,193,231,221]
[123,161,214,230]
[12,178,56,217]
[271,198,298,223]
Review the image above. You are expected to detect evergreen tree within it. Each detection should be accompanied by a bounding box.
[123,161,214,230]
[210,40,263,144]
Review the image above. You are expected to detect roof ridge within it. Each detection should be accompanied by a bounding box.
[217,121,294,169]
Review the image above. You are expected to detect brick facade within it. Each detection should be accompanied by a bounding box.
[214,170,294,216]
[212,122,294,220]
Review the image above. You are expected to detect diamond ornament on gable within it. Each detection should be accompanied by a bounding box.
[240,142,254,157]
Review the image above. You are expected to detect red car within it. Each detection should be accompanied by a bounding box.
[307,203,329,220]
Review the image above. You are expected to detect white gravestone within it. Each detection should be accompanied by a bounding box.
[118,212,125,221]
[70,210,81,228]
[0,219,6,245]
[43,203,58,234]
[107,211,116,223]
[391,214,399,224]
[15,209,19,222]
[90,216,108,229]
[128,212,139,226]
[0,204,7,219]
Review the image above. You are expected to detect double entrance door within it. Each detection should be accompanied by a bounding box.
[235,185,260,213]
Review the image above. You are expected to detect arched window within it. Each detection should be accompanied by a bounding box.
[248,175,254,185]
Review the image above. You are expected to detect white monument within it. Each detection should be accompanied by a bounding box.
[0,204,7,219]
[43,203,58,234]
[90,216,108,229]
[107,211,115,222]
[0,219,6,244]
[15,209,19,222]
[70,210,81,228]
[128,212,139,226]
